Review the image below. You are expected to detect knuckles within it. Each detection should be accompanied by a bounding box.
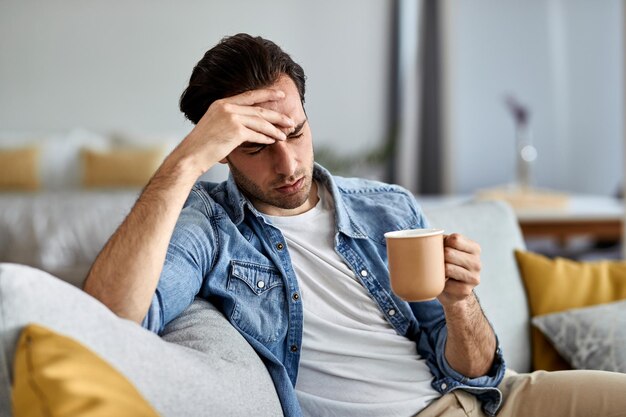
[213,99,230,112]
[446,233,462,246]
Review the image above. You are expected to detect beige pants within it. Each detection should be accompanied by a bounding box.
[416,370,626,417]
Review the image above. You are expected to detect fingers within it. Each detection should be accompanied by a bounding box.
[225,89,295,127]
[443,233,481,293]
[231,113,287,142]
[232,103,295,128]
[213,92,295,144]
[444,244,481,273]
[444,233,481,255]
[209,101,292,143]
[228,88,287,107]
[445,263,480,286]
[187,87,297,164]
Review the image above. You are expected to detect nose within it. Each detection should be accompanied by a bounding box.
[270,140,297,177]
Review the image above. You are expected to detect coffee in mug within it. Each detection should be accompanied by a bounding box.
[384,228,445,301]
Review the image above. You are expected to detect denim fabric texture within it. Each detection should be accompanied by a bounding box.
[142,164,506,417]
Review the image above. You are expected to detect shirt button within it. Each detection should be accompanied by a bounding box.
[441,383,448,390]
[388,309,396,316]
[292,292,300,301]
[257,281,265,289]
[290,345,298,352]
[276,243,284,250]
[360,270,368,277]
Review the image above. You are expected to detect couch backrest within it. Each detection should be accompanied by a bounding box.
[423,199,531,373]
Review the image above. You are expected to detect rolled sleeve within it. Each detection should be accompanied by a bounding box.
[141,292,164,333]
[412,300,506,416]
[433,326,506,387]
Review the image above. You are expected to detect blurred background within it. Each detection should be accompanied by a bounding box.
[0,0,624,276]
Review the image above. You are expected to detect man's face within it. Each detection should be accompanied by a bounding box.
[226,74,316,216]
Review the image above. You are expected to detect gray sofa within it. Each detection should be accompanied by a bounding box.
[0,200,529,416]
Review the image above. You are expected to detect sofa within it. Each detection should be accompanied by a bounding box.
[0,128,230,288]
[0,199,531,416]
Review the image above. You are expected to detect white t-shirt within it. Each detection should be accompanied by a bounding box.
[264,184,440,417]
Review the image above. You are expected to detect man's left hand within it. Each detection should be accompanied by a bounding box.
[437,233,482,306]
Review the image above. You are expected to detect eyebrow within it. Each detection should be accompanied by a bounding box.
[239,142,265,150]
[286,119,307,138]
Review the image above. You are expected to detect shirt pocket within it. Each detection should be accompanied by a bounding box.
[227,260,288,344]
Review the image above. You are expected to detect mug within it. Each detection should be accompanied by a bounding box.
[384,228,445,301]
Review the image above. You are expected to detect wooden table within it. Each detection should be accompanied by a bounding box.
[515,195,623,240]
[419,194,624,241]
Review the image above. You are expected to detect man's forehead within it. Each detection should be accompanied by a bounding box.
[257,97,297,113]
[257,75,303,115]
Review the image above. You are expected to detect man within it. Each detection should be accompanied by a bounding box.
[84,34,626,417]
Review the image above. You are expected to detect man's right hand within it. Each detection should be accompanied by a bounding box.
[83,87,294,323]
[172,88,295,179]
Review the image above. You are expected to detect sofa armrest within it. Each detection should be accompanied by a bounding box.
[423,199,532,373]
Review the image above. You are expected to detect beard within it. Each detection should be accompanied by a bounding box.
[228,157,315,211]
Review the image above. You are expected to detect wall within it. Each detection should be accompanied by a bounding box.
[2,1,623,195]
[444,0,624,196]
[0,0,392,179]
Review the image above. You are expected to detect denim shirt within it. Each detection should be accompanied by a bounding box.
[142,163,506,416]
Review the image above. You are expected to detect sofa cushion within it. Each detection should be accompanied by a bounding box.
[532,300,626,373]
[424,200,530,373]
[12,324,159,417]
[0,190,138,287]
[0,263,283,417]
[516,250,626,371]
[81,147,164,188]
[0,146,40,191]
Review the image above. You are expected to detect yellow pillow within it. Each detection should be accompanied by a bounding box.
[0,146,40,190]
[12,324,159,417]
[82,147,164,188]
[515,250,626,371]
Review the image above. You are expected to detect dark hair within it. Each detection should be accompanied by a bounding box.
[179,33,306,124]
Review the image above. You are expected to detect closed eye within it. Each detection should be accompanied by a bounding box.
[247,145,267,155]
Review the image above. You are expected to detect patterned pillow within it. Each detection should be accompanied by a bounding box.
[532,300,626,373]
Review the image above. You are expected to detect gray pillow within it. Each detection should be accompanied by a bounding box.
[532,300,626,373]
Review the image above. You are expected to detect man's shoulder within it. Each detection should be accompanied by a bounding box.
[330,175,427,239]
[331,175,422,218]
[182,180,230,215]
[332,176,414,200]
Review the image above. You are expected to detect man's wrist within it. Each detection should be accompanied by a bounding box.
[439,291,477,314]
[156,146,214,188]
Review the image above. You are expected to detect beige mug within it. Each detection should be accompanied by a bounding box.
[384,228,445,301]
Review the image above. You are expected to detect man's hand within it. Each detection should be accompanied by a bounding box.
[172,88,296,178]
[437,233,482,306]
[436,233,496,378]
[84,88,294,323]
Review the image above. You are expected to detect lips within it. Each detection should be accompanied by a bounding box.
[276,177,304,194]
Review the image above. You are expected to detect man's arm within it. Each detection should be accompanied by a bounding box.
[438,234,497,378]
[83,89,295,323]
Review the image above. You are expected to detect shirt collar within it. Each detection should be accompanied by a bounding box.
[312,164,367,239]
[225,163,366,239]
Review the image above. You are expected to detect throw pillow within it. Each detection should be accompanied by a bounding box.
[0,146,40,190]
[515,250,626,371]
[12,324,159,417]
[82,147,164,188]
[532,300,626,373]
